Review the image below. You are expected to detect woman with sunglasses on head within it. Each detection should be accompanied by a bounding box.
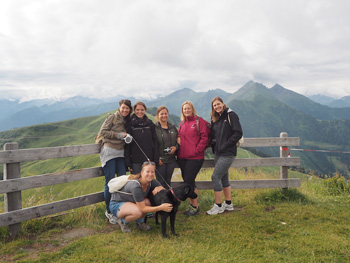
[97,99,133,224]
[154,106,179,188]
[109,162,173,233]
[206,97,243,215]
[125,101,159,174]
[177,101,209,216]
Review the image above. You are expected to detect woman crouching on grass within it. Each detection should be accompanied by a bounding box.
[109,162,173,233]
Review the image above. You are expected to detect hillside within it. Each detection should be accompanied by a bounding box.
[270,84,350,120]
[146,82,350,176]
[1,81,349,176]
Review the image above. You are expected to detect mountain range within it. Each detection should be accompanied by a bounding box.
[1,81,349,176]
[1,81,350,132]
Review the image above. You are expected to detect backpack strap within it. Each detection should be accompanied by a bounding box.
[114,180,141,195]
[196,117,200,136]
[178,121,184,133]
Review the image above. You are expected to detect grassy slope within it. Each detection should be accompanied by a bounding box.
[1,168,349,262]
[1,112,349,262]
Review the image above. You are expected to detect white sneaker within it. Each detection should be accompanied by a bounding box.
[105,210,118,224]
[222,202,234,211]
[206,204,225,215]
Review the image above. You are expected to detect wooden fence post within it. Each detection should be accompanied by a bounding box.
[4,142,22,236]
[280,132,288,193]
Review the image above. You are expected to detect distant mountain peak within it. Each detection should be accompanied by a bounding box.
[227,81,270,102]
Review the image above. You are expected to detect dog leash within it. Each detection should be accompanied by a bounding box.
[129,135,172,190]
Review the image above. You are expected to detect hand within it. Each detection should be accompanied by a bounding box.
[177,137,181,145]
[170,146,176,155]
[160,203,173,212]
[152,186,165,195]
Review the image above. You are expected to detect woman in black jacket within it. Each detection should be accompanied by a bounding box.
[206,97,243,215]
[125,101,159,174]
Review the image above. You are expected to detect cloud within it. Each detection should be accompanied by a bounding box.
[0,0,350,101]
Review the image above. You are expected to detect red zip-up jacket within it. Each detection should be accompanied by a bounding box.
[177,115,209,160]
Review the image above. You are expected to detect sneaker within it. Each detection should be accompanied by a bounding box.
[206,204,225,215]
[135,222,152,231]
[105,210,118,224]
[183,205,192,215]
[116,218,131,233]
[184,205,200,216]
[222,202,234,211]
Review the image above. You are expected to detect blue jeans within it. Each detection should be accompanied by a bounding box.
[110,201,144,223]
[103,157,126,213]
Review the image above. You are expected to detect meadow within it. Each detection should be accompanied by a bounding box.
[1,165,349,262]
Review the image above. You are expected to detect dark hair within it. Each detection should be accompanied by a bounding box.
[119,99,133,113]
[133,101,147,111]
[211,97,226,123]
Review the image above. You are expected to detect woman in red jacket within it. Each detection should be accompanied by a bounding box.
[177,101,209,216]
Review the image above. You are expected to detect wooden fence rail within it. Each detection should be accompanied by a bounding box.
[0,132,300,236]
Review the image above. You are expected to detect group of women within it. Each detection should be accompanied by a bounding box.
[97,97,243,233]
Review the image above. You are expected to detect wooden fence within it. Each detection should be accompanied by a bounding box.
[0,132,300,236]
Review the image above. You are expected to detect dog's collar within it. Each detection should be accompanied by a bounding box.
[170,188,181,202]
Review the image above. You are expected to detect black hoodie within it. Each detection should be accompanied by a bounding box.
[211,108,243,156]
[125,114,159,167]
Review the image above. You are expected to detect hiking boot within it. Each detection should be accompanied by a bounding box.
[206,204,225,215]
[183,205,192,215]
[222,202,234,211]
[184,205,200,216]
[105,210,118,224]
[116,218,131,233]
[135,222,152,231]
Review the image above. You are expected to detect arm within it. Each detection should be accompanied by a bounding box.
[151,123,160,164]
[196,117,209,153]
[135,200,173,213]
[124,122,133,169]
[99,114,119,139]
[227,112,243,145]
[172,126,179,152]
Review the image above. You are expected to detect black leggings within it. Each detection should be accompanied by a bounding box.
[156,161,176,189]
[177,159,204,188]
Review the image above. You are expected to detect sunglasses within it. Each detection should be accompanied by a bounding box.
[143,161,156,166]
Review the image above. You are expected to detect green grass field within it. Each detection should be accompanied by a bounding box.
[1,166,349,263]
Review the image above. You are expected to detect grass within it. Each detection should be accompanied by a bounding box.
[1,167,350,262]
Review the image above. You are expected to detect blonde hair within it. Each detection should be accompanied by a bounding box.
[155,106,169,121]
[211,97,226,123]
[180,101,198,121]
[128,162,155,180]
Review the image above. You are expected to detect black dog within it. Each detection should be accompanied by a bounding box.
[147,183,197,238]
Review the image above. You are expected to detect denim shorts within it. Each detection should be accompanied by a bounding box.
[109,201,126,217]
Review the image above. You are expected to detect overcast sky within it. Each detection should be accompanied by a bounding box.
[1,0,350,102]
